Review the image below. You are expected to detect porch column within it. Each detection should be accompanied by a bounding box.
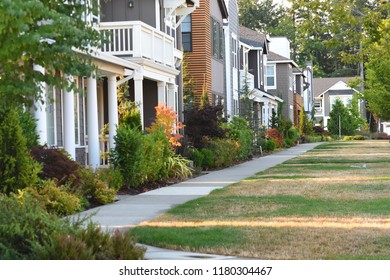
[264,102,269,128]
[63,74,76,160]
[157,81,166,105]
[107,75,118,150]
[167,83,175,109]
[87,75,100,169]
[134,70,144,129]
[33,64,47,145]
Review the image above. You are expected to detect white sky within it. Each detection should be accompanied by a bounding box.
[272,0,291,7]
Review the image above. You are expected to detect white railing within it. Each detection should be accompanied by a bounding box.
[240,70,255,91]
[99,21,176,68]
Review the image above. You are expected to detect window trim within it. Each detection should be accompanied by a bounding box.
[266,64,276,89]
[181,15,192,52]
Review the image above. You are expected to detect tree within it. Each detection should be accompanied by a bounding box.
[298,107,313,135]
[0,0,102,112]
[327,99,355,136]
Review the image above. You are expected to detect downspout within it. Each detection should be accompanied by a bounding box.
[223,19,232,120]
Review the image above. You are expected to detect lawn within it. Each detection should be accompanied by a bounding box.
[131,140,390,259]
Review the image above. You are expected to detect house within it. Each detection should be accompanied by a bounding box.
[181,0,228,109]
[238,26,282,128]
[32,0,199,168]
[313,77,360,129]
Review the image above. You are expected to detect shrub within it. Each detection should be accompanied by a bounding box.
[313,126,325,135]
[266,128,284,148]
[18,109,39,148]
[96,167,124,191]
[264,139,277,151]
[111,125,171,188]
[287,127,298,143]
[225,116,254,160]
[353,135,365,140]
[200,148,215,169]
[30,146,82,186]
[184,104,226,149]
[189,148,204,167]
[343,136,354,141]
[167,154,193,179]
[205,138,239,168]
[0,109,41,194]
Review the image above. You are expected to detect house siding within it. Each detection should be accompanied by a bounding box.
[228,0,240,115]
[101,0,157,28]
[184,0,212,103]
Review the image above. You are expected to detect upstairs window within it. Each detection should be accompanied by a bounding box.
[232,36,237,69]
[266,65,276,89]
[181,15,192,52]
[211,18,224,60]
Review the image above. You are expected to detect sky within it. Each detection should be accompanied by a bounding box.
[272,0,291,7]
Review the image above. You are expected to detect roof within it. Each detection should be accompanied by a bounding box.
[313,77,356,97]
[267,51,299,68]
[218,0,228,19]
[239,26,268,53]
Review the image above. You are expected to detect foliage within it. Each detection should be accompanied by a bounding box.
[298,107,313,136]
[328,99,356,136]
[147,104,185,149]
[200,148,215,169]
[77,168,117,206]
[184,104,226,149]
[266,128,284,148]
[188,148,204,168]
[30,146,82,186]
[96,167,123,192]
[225,116,254,160]
[111,125,171,188]
[264,139,277,152]
[0,109,40,194]
[167,154,193,179]
[0,0,102,112]
[35,224,145,260]
[205,138,240,168]
[18,109,39,148]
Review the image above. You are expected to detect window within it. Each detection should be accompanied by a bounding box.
[211,17,224,60]
[266,65,276,88]
[46,87,56,146]
[232,37,237,69]
[181,15,192,51]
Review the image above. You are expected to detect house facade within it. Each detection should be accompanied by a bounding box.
[238,26,282,128]
[313,77,360,129]
[181,0,228,109]
[33,0,199,168]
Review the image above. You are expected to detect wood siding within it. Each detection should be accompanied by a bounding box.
[184,0,212,104]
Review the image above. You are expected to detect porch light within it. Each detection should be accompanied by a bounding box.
[128,1,134,8]
[186,0,195,7]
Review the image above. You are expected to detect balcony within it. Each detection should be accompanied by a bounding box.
[239,70,255,91]
[98,21,179,69]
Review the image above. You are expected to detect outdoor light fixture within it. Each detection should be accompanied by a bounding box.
[186,0,195,7]
[128,1,134,8]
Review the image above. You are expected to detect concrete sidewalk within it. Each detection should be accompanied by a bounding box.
[77,142,321,259]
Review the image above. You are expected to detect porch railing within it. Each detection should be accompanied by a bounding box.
[98,21,176,68]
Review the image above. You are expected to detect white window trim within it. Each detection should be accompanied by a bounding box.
[266,64,277,90]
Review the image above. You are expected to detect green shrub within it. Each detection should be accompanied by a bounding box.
[353,135,365,140]
[264,139,277,151]
[18,109,39,148]
[201,148,215,169]
[0,109,41,194]
[284,138,294,148]
[96,167,124,191]
[167,154,193,179]
[189,148,204,167]
[287,127,298,143]
[225,116,254,160]
[206,138,239,168]
[343,136,354,141]
[27,180,82,216]
[77,168,116,206]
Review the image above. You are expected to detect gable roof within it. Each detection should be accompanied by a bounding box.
[313,77,356,97]
[267,51,299,69]
[218,0,228,19]
[239,26,269,53]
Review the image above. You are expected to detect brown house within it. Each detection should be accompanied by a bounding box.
[182,0,228,105]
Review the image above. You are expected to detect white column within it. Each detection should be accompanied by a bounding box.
[134,70,144,130]
[63,74,76,160]
[167,83,175,108]
[107,75,118,150]
[223,23,232,120]
[87,76,100,169]
[33,64,47,145]
[157,81,166,105]
[265,102,270,128]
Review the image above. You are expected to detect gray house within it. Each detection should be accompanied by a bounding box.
[238,26,282,128]
[313,77,360,129]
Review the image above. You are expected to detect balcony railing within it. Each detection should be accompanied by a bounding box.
[239,70,255,91]
[98,21,176,68]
